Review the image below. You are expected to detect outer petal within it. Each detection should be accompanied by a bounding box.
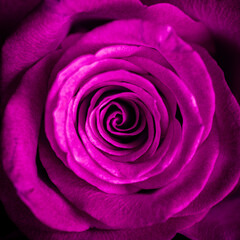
[48,3,212,77]
[143,3,213,51]
[174,45,240,218]
[181,184,240,240]
[1,2,72,101]
[0,176,206,240]
[58,0,144,15]
[23,213,207,240]
[141,1,240,102]
[1,160,208,240]
[167,0,240,103]
[1,52,90,232]
[0,0,42,39]
[1,0,143,93]
[142,0,240,49]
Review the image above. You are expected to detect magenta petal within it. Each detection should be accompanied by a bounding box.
[143,3,213,49]
[91,94,148,150]
[1,53,90,231]
[182,190,240,240]
[45,54,96,164]
[1,2,72,90]
[24,214,208,240]
[153,26,215,142]
[127,56,204,184]
[59,0,144,16]
[174,46,240,218]
[163,0,240,49]
[1,2,239,239]
[0,0,41,36]
[47,57,144,158]
[39,131,211,230]
[0,173,207,240]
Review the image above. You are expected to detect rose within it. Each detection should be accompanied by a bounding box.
[1,0,240,239]
[1,1,239,240]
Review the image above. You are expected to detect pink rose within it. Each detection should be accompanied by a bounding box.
[1,0,240,239]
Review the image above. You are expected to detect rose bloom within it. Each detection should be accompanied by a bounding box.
[1,0,240,239]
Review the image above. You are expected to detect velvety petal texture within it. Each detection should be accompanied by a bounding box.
[181,184,240,240]
[0,0,42,38]
[142,0,240,103]
[1,1,240,240]
[142,0,240,49]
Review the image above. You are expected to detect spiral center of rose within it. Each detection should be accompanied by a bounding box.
[83,88,149,155]
[45,45,187,185]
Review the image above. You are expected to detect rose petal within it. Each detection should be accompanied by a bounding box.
[26,213,207,240]
[148,0,240,49]
[71,19,214,142]
[181,188,240,240]
[47,2,212,81]
[0,0,41,38]
[46,57,144,160]
[173,45,240,217]
[152,25,215,142]
[58,0,144,17]
[1,53,90,232]
[1,1,71,91]
[127,56,203,185]
[0,171,207,240]
[86,93,148,151]
[143,3,213,50]
[38,117,218,229]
